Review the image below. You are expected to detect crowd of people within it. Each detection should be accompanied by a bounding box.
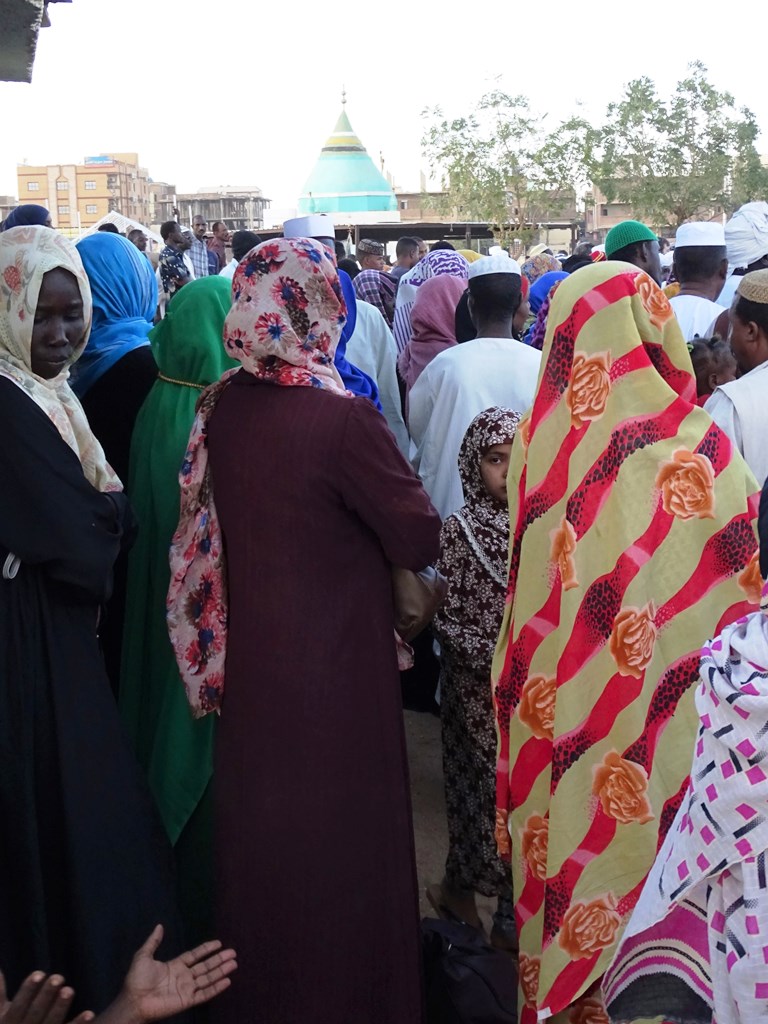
[2,194,768,1023]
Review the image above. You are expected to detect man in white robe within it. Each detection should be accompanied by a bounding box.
[719,202,768,307]
[668,222,728,340]
[345,300,409,456]
[705,270,768,484]
[408,255,541,519]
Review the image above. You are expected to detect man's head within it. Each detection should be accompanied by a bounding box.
[672,222,727,291]
[729,270,768,375]
[98,222,120,234]
[356,238,385,271]
[430,240,455,252]
[211,220,229,243]
[161,220,185,247]
[689,337,737,397]
[725,202,768,274]
[413,236,428,261]
[231,230,262,263]
[127,228,147,252]
[180,228,194,251]
[467,255,525,336]
[396,236,420,269]
[192,215,207,241]
[605,220,662,284]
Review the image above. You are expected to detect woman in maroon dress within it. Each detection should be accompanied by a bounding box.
[168,237,440,1024]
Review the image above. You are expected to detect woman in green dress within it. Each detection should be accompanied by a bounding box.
[120,276,237,942]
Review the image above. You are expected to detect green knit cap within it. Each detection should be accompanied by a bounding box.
[605,220,658,258]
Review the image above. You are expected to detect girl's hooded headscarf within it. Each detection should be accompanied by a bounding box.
[167,238,352,717]
[0,225,120,491]
[393,249,469,352]
[455,407,521,580]
[520,253,561,285]
[73,232,157,397]
[353,269,397,329]
[2,204,51,230]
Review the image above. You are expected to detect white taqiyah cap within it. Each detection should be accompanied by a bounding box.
[527,243,552,257]
[283,214,336,240]
[468,254,522,279]
[675,222,726,247]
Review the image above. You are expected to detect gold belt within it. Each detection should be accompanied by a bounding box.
[158,372,205,390]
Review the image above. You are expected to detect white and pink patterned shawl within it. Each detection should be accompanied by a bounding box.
[392,249,468,353]
[606,579,768,1024]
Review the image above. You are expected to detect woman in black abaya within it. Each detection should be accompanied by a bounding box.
[0,226,183,1014]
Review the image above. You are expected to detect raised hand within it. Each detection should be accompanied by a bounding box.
[100,925,237,1024]
[0,970,94,1024]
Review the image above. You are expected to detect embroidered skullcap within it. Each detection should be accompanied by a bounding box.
[605,220,657,258]
[467,254,522,279]
[283,214,336,240]
[675,222,726,247]
[356,238,385,257]
[736,269,768,304]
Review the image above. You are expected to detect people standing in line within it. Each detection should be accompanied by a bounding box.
[158,221,192,308]
[207,221,230,273]
[120,276,238,945]
[218,230,262,280]
[605,220,663,284]
[668,222,728,340]
[189,216,211,278]
[430,407,521,952]
[167,237,441,1024]
[355,237,386,271]
[705,270,768,485]
[390,236,422,281]
[408,255,540,519]
[393,248,469,353]
[0,225,185,1016]
[492,261,760,1023]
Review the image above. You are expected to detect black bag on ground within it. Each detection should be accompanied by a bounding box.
[422,918,518,1024]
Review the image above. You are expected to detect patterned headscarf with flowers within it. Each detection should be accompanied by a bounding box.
[167,238,352,717]
[0,225,121,492]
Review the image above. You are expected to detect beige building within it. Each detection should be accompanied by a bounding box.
[16,153,152,237]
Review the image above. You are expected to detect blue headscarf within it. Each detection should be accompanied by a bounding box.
[529,270,568,315]
[72,232,157,397]
[335,269,381,409]
[2,204,51,230]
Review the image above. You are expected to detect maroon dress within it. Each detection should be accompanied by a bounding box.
[207,374,441,1024]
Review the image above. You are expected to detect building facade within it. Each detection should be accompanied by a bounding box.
[16,153,151,236]
[173,186,270,232]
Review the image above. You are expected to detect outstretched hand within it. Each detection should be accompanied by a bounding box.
[0,970,94,1024]
[105,925,237,1023]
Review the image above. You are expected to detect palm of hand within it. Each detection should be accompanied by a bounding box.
[123,955,193,1022]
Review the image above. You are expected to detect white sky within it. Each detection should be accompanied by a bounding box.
[2,0,766,224]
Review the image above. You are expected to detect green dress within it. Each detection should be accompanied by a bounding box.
[119,276,237,940]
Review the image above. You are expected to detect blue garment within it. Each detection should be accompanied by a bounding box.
[529,271,569,315]
[2,205,51,230]
[335,270,381,409]
[73,233,157,398]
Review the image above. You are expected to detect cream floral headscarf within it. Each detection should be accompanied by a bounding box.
[0,225,121,491]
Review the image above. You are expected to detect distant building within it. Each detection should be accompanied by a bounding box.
[0,195,18,225]
[173,186,270,232]
[16,153,152,236]
[299,97,398,221]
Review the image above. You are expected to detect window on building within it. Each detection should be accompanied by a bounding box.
[400,200,408,210]
[84,180,96,190]
[27,182,40,191]
[602,207,609,217]
[85,204,97,214]
[56,181,68,191]
[58,205,69,215]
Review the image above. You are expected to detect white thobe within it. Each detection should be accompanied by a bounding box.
[669,294,725,340]
[408,336,541,519]
[705,359,768,485]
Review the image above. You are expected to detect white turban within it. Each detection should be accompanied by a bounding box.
[724,201,768,271]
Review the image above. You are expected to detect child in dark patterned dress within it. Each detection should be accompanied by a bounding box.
[430,406,520,951]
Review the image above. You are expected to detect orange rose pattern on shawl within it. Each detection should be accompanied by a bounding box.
[491,263,760,1020]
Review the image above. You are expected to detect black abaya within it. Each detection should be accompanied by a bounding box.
[0,378,182,1013]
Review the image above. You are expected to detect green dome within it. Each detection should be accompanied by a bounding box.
[298,108,398,215]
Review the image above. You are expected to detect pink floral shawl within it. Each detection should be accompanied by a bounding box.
[167,238,350,716]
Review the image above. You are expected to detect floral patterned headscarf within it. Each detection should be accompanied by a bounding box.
[168,237,352,717]
[520,253,561,285]
[223,237,349,394]
[0,225,121,492]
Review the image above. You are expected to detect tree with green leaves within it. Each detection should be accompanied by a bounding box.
[421,90,592,246]
[589,62,768,229]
